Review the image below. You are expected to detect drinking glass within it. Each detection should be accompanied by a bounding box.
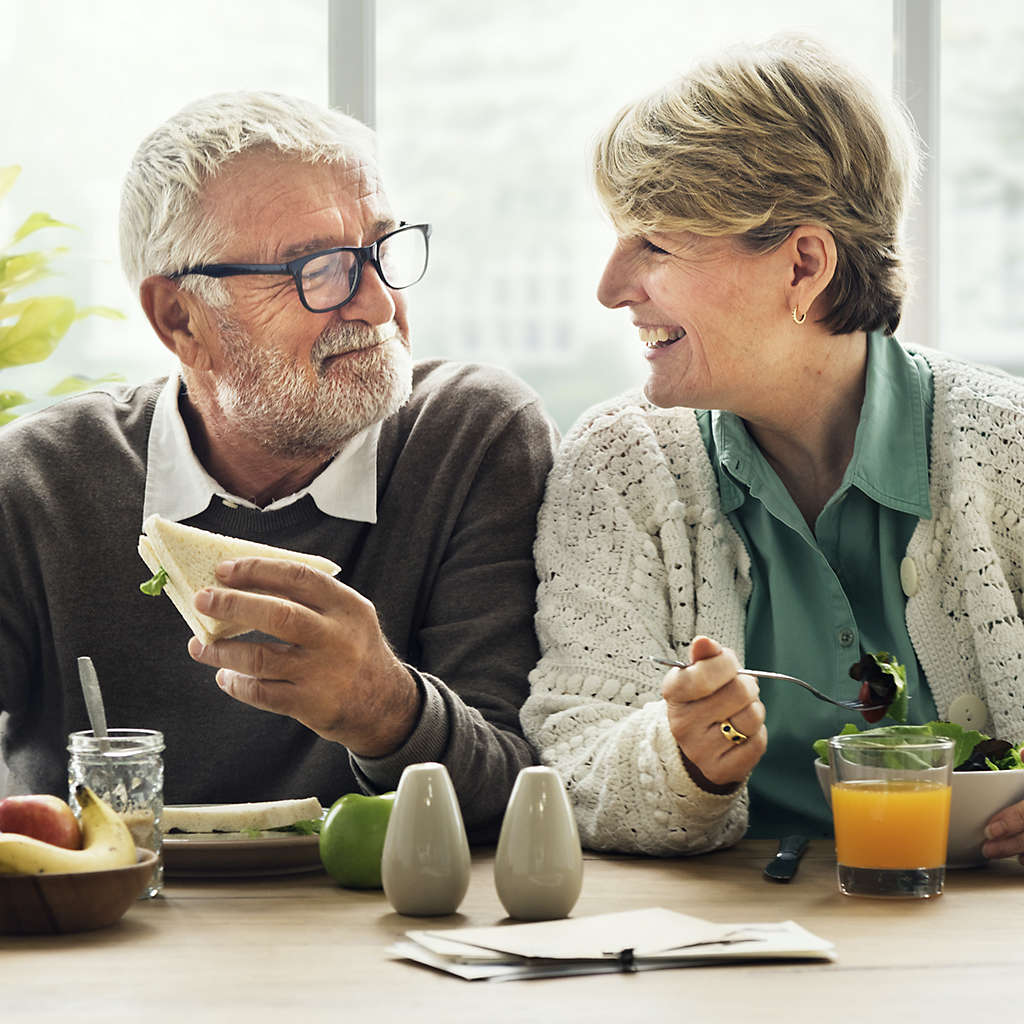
[829,732,954,899]
[68,729,164,898]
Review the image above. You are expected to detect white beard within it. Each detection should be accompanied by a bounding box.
[213,316,412,459]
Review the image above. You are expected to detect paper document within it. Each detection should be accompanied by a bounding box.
[389,906,835,982]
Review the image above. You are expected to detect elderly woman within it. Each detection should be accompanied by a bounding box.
[523,36,1024,858]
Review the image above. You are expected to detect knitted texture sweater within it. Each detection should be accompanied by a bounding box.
[523,348,1024,855]
[0,360,557,839]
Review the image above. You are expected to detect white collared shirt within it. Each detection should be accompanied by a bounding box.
[142,374,380,525]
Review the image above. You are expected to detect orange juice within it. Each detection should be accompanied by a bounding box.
[832,780,951,869]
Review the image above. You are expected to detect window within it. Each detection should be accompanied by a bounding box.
[5,2,1017,433]
[1,1,326,402]
[375,1,893,430]
[940,1,1024,372]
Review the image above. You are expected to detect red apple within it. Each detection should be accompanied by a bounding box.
[0,794,82,849]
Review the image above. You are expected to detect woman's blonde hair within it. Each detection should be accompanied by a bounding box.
[593,36,920,335]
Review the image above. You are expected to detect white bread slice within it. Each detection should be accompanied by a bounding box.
[161,797,325,835]
[138,514,341,644]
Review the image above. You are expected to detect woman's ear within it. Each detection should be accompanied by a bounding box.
[785,226,837,320]
[139,275,213,370]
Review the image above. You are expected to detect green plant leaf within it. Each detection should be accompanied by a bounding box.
[0,389,30,411]
[0,295,55,323]
[0,252,55,290]
[74,304,126,321]
[0,165,20,204]
[0,296,76,368]
[10,211,74,245]
[1,166,123,411]
[46,372,125,396]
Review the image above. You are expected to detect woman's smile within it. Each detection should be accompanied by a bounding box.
[638,325,686,350]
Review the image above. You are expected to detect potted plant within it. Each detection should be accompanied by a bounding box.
[0,164,123,426]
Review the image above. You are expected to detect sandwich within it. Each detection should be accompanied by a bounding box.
[161,797,325,837]
[138,514,341,644]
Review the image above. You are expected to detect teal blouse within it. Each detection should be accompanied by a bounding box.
[696,333,938,838]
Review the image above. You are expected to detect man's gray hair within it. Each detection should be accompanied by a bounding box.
[119,91,377,304]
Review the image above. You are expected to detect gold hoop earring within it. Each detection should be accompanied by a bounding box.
[792,306,806,325]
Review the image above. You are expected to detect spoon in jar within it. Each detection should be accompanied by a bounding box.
[77,656,110,753]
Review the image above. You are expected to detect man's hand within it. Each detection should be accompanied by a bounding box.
[982,798,1024,863]
[662,635,767,792]
[186,557,422,757]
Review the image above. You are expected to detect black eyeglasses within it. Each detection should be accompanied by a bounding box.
[170,222,431,313]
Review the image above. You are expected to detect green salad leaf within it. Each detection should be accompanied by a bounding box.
[237,819,324,839]
[139,567,169,596]
[272,818,322,835]
[813,723,860,763]
[813,720,1020,771]
[848,651,908,723]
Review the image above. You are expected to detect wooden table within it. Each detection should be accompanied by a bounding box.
[4,840,1023,1022]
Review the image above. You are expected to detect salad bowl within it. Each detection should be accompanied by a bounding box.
[814,757,1024,868]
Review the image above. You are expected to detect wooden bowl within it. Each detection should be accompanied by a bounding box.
[0,848,158,934]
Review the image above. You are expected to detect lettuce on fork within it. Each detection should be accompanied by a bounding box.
[848,651,908,723]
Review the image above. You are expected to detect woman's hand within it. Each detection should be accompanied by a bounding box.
[982,799,1024,862]
[661,635,767,792]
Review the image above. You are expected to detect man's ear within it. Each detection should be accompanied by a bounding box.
[139,275,213,370]
[784,226,837,320]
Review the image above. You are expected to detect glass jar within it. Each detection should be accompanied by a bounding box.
[68,728,165,898]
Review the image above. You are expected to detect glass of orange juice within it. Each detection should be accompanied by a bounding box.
[829,732,955,898]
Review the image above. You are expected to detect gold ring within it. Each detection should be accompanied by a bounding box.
[720,719,748,745]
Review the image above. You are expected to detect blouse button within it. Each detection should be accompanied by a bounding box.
[838,628,856,648]
[947,694,987,730]
[899,556,919,597]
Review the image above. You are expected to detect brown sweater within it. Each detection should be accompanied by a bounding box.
[0,360,557,838]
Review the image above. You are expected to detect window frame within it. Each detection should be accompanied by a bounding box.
[328,0,942,353]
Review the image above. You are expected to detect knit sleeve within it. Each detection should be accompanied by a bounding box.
[907,353,1024,743]
[522,397,748,855]
[353,388,559,839]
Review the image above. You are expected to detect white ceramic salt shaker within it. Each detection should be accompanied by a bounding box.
[381,762,471,916]
[494,765,583,920]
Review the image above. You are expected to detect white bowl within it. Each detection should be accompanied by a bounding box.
[814,758,1024,868]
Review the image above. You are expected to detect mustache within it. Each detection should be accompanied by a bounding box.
[312,321,402,364]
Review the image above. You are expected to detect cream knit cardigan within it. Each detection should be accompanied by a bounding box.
[524,349,1024,855]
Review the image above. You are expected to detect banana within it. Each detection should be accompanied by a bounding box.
[0,785,137,875]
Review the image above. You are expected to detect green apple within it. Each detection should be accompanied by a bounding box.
[319,791,396,889]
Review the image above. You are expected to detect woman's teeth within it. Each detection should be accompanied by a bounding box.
[638,326,686,349]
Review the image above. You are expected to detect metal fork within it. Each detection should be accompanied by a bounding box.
[647,656,885,712]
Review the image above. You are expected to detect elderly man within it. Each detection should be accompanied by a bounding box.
[0,92,556,837]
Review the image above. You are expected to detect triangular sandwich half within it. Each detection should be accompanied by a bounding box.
[138,514,341,644]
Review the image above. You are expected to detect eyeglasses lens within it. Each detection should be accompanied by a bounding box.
[379,228,428,289]
[298,227,428,311]
[300,251,357,311]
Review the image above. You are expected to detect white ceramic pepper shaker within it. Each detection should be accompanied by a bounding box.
[494,765,583,920]
[381,762,471,916]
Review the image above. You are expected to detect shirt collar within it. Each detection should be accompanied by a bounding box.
[846,331,931,517]
[709,331,931,518]
[142,373,380,526]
